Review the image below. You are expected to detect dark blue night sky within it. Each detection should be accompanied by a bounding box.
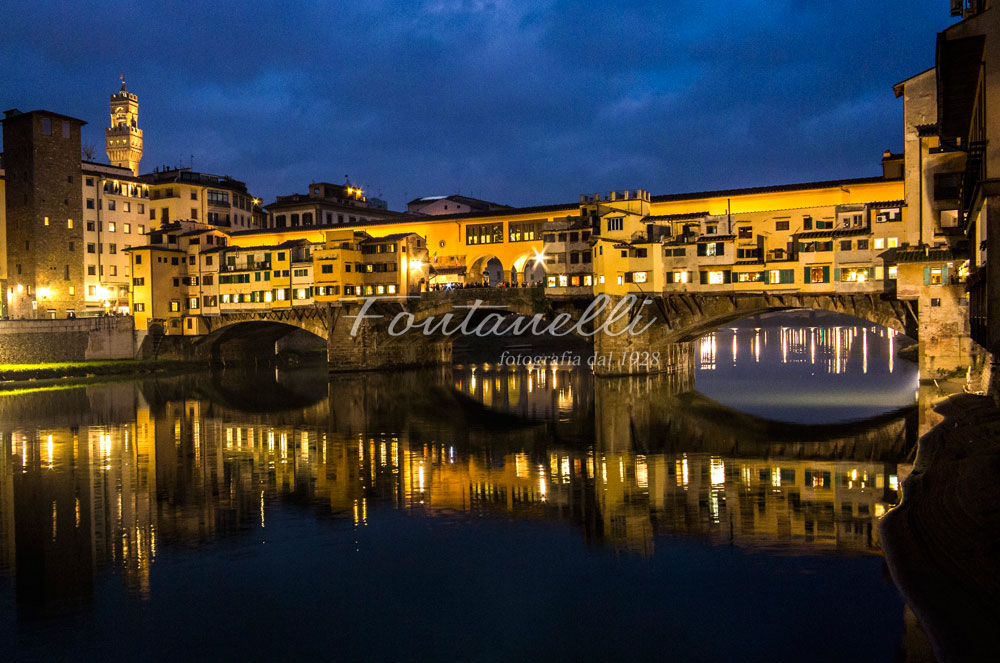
[1,1,952,209]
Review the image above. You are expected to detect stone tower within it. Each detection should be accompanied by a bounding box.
[105,77,143,175]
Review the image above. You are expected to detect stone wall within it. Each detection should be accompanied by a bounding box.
[916,283,975,377]
[0,317,135,363]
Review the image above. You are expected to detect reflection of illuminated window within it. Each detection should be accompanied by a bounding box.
[707,271,725,284]
[634,271,648,283]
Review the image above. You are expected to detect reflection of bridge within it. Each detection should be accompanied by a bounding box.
[181,289,918,375]
[0,365,920,611]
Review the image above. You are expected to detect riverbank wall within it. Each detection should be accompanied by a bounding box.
[0,317,136,363]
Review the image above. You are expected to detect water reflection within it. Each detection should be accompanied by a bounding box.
[0,324,932,660]
[695,321,919,424]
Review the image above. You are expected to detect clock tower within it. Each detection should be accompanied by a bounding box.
[105,76,143,175]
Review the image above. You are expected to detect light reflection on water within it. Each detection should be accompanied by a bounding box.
[694,321,919,424]
[0,320,932,660]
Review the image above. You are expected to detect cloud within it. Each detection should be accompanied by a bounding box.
[0,0,949,209]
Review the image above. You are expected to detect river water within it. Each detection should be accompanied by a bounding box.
[0,314,933,661]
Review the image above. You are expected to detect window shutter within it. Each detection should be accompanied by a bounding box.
[716,242,725,255]
[723,270,731,284]
[822,266,830,283]
[923,266,931,285]
[700,271,708,285]
[834,268,841,282]
[763,271,770,284]
[942,264,950,285]
[868,267,876,280]
[697,244,707,257]
[803,267,811,284]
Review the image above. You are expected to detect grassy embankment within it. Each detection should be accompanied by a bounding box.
[0,359,200,391]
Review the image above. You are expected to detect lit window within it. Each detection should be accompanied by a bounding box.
[376,285,385,294]
[634,271,648,283]
[546,276,556,288]
[617,275,624,285]
[387,284,397,294]
[675,271,689,284]
[558,275,568,287]
[67,219,73,229]
[108,222,116,232]
[887,237,899,248]
[44,216,49,226]
[264,291,272,302]
[873,238,885,249]
[888,266,898,279]
[930,268,942,285]
[708,271,725,285]
[842,267,870,282]
[583,275,593,286]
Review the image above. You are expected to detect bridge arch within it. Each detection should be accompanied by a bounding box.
[468,254,505,286]
[197,308,330,364]
[650,293,918,343]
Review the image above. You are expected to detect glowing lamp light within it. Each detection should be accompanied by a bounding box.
[16,284,24,293]
[36,287,52,299]
[408,258,425,272]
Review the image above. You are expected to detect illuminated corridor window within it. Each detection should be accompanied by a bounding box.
[466,223,503,245]
[508,220,540,242]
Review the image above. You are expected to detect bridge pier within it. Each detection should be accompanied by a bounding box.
[327,300,452,371]
[590,297,696,378]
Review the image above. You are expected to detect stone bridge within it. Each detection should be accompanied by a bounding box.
[182,288,919,375]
